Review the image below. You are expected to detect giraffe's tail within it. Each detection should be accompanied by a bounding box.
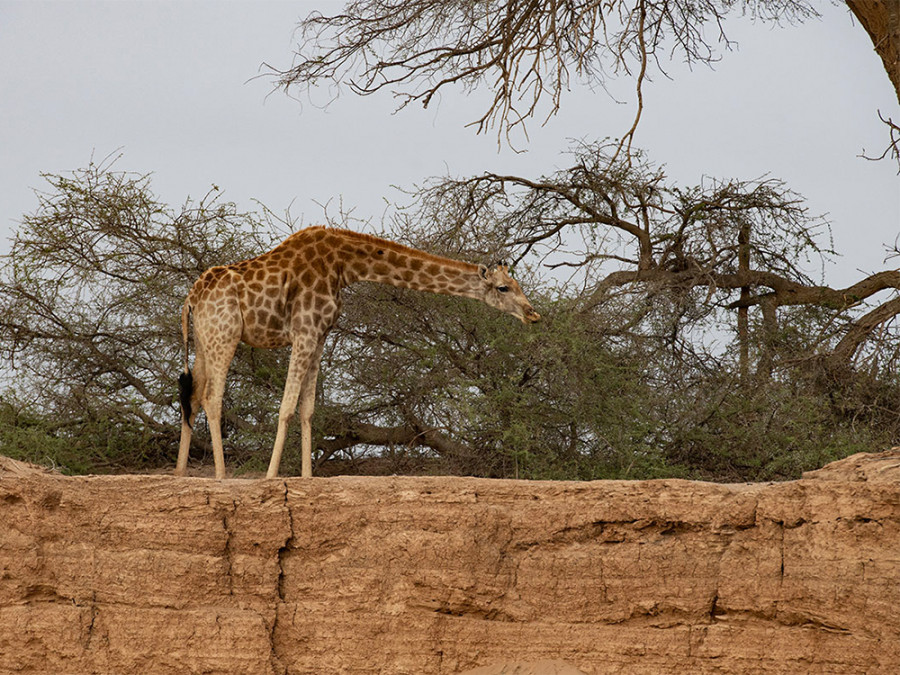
[179,300,194,427]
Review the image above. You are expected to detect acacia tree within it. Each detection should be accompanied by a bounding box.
[273,1,898,157]
[405,141,900,378]
[320,280,662,479]
[318,147,900,480]
[3,1,897,477]
[0,159,286,472]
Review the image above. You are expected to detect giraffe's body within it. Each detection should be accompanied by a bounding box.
[176,226,540,479]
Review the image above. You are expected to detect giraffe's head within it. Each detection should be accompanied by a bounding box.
[478,264,541,324]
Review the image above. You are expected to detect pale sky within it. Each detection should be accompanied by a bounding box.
[1,1,898,290]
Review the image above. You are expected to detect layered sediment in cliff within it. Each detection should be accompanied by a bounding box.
[1,451,898,674]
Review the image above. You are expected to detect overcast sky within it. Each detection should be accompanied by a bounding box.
[1,1,897,289]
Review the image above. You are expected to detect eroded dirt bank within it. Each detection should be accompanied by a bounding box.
[1,451,898,674]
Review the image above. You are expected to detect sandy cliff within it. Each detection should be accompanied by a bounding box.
[1,451,898,674]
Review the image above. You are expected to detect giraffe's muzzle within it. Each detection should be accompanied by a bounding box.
[522,307,541,324]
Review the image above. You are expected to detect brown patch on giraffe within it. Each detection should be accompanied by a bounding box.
[385,250,404,267]
[302,290,316,312]
[314,278,330,296]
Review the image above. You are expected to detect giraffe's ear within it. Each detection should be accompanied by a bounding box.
[479,264,489,279]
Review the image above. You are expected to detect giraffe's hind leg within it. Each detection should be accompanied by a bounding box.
[188,295,241,479]
[203,338,239,479]
[175,414,193,477]
[175,344,208,476]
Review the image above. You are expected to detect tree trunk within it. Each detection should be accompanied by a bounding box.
[847,0,900,105]
[737,222,751,383]
[756,296,778,381]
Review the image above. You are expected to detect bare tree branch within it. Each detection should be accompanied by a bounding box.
[272,0,818,142]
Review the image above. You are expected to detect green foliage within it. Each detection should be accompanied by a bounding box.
[0,156,286,472]
[329,261,678,480]
[661,377,893,482]
[0,399,79,473]
[0,396,173,474]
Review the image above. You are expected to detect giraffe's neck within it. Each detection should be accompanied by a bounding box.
[337,231,484,301]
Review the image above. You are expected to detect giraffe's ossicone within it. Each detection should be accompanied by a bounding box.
[175,226,540,479]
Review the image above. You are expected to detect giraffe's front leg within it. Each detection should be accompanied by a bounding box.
[296,334,327,478]
[267,335,319,479]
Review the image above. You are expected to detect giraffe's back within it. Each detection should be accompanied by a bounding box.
[187,228,346,350]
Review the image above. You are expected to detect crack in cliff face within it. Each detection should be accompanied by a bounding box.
[708,591,722,621]
[779,521,786,589]
[84,592,99,650]
[221,497,238,596]
[511,519,640,552]
[267,480,293,675]
[276,481,294,603]
[432,602,518,622]
[512,517,749,554]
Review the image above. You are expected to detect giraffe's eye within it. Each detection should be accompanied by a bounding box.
[497,285,509,293]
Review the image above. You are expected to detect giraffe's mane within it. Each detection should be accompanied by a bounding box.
[307,226,479,272]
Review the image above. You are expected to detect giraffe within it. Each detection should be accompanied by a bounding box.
[175,226,540,479]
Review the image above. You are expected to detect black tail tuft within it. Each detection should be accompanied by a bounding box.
[179,371,194,428]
